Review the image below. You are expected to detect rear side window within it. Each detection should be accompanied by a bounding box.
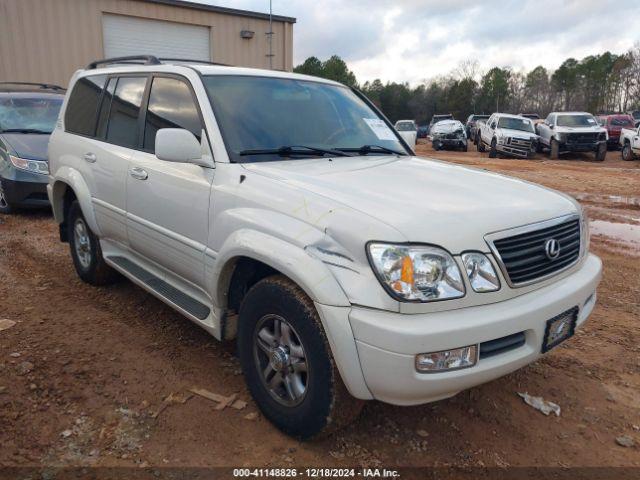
[143,77,202,152]
[95,77,117,139]
[105,77,147,148]
[64,75,107,136]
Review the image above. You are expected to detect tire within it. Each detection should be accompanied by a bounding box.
[594,143,606,162]
[0,181,14,214]
[461,142,468,152]
[477,135,485,152]
[488,138,497,158]
[433,141,440,151]
[67,200,119,286]
[550,138,559,159]
[622,142,634,161]
[237,275,362,439]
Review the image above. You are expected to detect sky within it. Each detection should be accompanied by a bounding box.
[193,0,640,85]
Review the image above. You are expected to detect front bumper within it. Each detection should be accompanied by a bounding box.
[497,145,534,158]
[345,253,601,405]
[433,137,466,148]
[0,169,49,208]
[560,140,605,153]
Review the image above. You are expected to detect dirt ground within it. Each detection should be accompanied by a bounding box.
[1,141,639,473]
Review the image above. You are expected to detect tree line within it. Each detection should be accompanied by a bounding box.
[293,47,640,124]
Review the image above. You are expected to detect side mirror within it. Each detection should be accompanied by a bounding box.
[155,128,203,164]
[491,122,497,129]
[549,124,554,129]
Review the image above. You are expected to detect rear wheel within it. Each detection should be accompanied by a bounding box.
[488,138,497,158]
[237,275,362,439]
[0,181,14,214]
[68,201,119,285]
[622,142,634,161]
[550,138,559,159]
[594,143,606,162]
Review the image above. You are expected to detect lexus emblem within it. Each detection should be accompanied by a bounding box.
[545,238,561,260]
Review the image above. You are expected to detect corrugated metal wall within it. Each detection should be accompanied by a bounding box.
[0,0,294,88]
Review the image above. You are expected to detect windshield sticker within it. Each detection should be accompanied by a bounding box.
[363,118,397,141]
[587,118,596,124]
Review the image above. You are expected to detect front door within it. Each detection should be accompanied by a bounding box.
[125,76,213,289]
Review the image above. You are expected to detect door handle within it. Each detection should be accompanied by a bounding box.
[83,152,97,163]
[129,167,148,180]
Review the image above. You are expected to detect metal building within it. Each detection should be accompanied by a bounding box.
[0,0,296,87]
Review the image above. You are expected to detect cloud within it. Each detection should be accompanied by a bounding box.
[192,0,640,84]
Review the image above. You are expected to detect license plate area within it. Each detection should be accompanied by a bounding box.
[542,307,578,353]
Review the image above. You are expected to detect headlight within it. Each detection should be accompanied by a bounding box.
[461,252,500,292]
[9,155,48,175]
[367,243,465,302]
[497,135,505,145]
[580,207,590,257]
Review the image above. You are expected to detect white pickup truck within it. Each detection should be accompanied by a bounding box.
[476,113,538,158]
[536,112,607,161]
[48,57,602,439]
[619,125,640,161]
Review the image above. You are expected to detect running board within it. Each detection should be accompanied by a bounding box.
[108,256,210,320]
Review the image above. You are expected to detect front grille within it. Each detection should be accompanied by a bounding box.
[444,132,463,139]
[507,137,532,148]
[491,218,581,285]
[480,332,526,359]
[566,132,598,143]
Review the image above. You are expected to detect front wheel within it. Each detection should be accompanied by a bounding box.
[433,141,441,151]
[594,143,606,162]
[237,275,362,439]
[550,138,559,159]
[68,201,119,285]
[461,142,468,152]
[622,142,634,161]
[477,135,485,152]
[488,138,497,158]
[0,181,14,214]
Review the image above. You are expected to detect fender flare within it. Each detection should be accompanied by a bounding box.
[50,166,101,235]
[210,229,350,309]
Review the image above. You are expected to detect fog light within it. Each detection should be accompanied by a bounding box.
[415,345,477,373]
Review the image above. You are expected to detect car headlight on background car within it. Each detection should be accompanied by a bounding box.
[461,252,500,292]
[367,243,465,302]
[9,154,49,175]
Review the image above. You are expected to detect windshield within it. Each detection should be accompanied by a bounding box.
[610,116,634,127]
[202,75,407,162]
[396,122,416,131]
[0,96,62,133]
[497,117,534,133]
[557,114,598,127]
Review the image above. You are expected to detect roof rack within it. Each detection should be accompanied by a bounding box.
[0,82,65,91]
[87,55,162,69]
[158,58,230,66]
[87,55,232,70]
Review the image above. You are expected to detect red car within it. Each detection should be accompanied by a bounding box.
[596,114,635,149]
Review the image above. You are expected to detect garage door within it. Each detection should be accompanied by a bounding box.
[102,14,210,61]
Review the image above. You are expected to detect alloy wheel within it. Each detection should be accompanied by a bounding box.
[253,314,308,406]
[73,218,92,269]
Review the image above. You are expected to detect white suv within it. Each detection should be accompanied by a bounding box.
[48,57,602,438]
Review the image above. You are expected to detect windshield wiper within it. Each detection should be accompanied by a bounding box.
[239,145,353,158]
[337,144,406,156]
[0,128,51,134]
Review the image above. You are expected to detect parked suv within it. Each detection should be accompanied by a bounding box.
[536,112,607,161]
[49,57,602,438]
[428,114,453,134]
[0,82,65,213]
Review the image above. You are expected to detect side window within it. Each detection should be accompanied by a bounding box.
[64,75,107,136]
[143,77,203,153]
[95,77,116,139]
[105,76,147,149]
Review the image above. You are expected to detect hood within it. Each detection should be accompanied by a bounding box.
[1,133,50,161]
[431,122,465,135]
[242,156,577,253]
[555,125,604,134]
[496,128,537,139]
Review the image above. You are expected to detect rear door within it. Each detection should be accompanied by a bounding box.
[126,75,213,289]
[91,75,149,244]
